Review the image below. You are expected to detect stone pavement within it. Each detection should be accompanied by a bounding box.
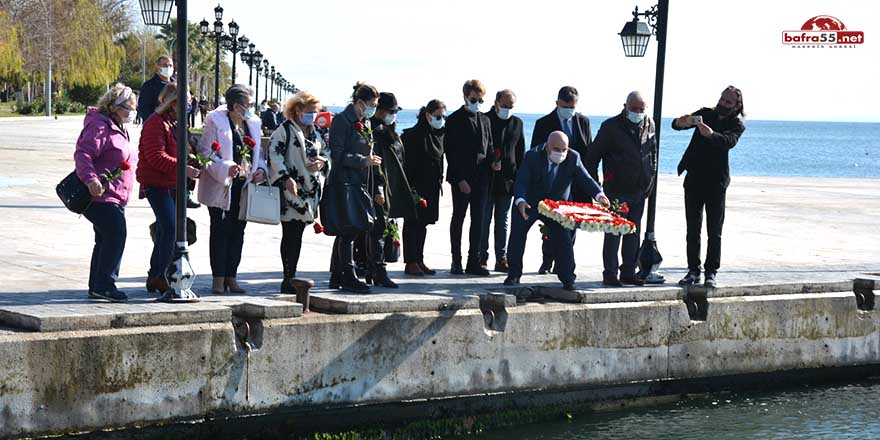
[0,116,878,331]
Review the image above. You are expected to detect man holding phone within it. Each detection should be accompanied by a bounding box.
[673,86,746,288]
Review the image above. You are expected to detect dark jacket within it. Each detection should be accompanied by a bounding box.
[673,107,745,189]
[584,112,657,196]
[401,119,444,224]
[530,109,592,158]
[444,105,492,184]
[261,110,283,132]
[486,109,525,196]
[328,104,372,186]
[513,145,602,208]
[370,117,417,220]
[136,73,169,122]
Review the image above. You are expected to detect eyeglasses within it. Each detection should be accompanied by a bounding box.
[468,98,484,104]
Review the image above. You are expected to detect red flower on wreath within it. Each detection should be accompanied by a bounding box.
[620,203,630,215]
[211,140,221,152]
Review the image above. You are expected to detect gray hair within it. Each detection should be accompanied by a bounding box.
[495,89,516,102]
[224,84,254,110]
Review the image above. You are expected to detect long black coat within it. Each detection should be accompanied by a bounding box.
[530,109,593,201]
[401,119,444,224]
[444,105,492,185]
[584,112,657,196]
[486,109,525,196]
[370,117,417,220]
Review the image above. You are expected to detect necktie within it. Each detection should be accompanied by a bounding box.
[548,162,558,188]
[563,118,573,139]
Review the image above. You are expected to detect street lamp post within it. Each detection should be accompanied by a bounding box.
[241,42,255,86]
[263,60,270,104]
[253,51,263,112]
[226,21,239,82]
[269,66,275,101]
[619,0,669,284]
[138,0,199,302]
[198,5,224,107]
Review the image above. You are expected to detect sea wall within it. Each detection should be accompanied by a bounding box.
[1,289,878,438]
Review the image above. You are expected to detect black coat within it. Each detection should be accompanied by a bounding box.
[531,109,593,200]
[370,117,417,220]
[261,110,282,131]
[673,107,745,189]
[486,109,525,196]
[136,73,169,122]
[584,112,657,196]
[444,105,492,184]
[401,119,444,224]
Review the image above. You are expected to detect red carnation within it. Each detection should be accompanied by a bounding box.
[494,148,502,158]
[419,198,428,208]
[243,136,257,148]
[119,160,131,171]
[620,203,630,215]
[211,141,221,152]
[354,121,365,131]
[393,240,401,249]
[542,234,549,241]
[313,222,325,234]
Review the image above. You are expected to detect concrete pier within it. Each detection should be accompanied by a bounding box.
[0,116,879,438]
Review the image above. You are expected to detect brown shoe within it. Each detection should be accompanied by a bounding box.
[211,276,225,294]
[146,274,169,294]
[224,277,245,293]
[418,262,436,275]
[404,262,424,276]
[479,257,489,269]
[494,257,509,273]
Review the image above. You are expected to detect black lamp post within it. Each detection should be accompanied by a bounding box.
[226,20,239,83]
[263,60,270,103]
[269,66,276,101]
[139,0,199,302]
[619,0,669,284]
[199,4,224,107]
[241,42,255,86]
[253,51,263,111]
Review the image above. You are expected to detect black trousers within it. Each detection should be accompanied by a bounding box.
[330,232,358,276]
[449,169,489,263]
[684,184,727,273]
[208,179,247,277]
[280,219,306,279]
[403,219,428,263]
[602,192,646,278]
[367,208,388,274]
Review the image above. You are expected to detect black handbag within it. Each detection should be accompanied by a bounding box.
[149,217,198,246]
[320,168,375,236]
[56,170,92,214]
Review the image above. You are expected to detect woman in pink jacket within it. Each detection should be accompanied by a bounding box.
[73,84,138,302]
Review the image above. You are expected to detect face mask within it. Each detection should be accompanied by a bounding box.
[627,111,645,124]
[239,104,254,120]
[496,107,512,120]
[159,67,173,79]
[260,104,268,112]
[300,112,316,126]
[549,150,567,164]
[429,116,445,130]
[362,102,377,119]
[125,110,136,124]
[466,99,482,113]
[557,107,575,120]
[383,113,397,125]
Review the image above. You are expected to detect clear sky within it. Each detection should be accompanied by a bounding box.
[181,0,879,122]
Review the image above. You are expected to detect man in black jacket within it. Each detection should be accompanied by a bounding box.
[585,91,657,287]
[445,79,493,275]
[531,86,592,274]
[673,86,746,288]
[481,89,525,273]
[261,101,283,134]
[136,55,174,123]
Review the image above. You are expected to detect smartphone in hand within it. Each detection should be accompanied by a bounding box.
[688,115,703,126]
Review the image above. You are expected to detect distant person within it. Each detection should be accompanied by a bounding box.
[325,82,383,293]
[531,86,593,274]
[261,100,283,134]
[673,86,746,288]
[136,55,174,123]
[74,84,138,302]
[364,92,415,288]
[188,93,198,127]
[585,91,657,287]
[481,89,524,273]
[198,95,210,124]
[268,91,328,294]
[503,131,608,291]
[401,99,446,276]
[137,83,202,295]
[445,79,493,276]
[197,84,267,294]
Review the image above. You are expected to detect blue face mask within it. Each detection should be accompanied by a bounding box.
[557,107,575,120]
[429,116,445,130]
[238,104,254,120]
[301,112,316,126]
[361,102,377,119]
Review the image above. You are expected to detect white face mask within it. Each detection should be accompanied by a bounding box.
[362,103,377,119]
[557,107,575,120]
[627,111,645,124]
[125,110,136,124]
[159,66,173,79]
[549,150,567,164]
[429,116,445,130]
[496,107,512,120]
[465,99,482,113]
[383,113,397,125]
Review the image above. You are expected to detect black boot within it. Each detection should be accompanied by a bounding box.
[329,271,342,289]
[280,278,294,294]
[373,267,399,288]
[450,257,464,275]
[465,259,490,276]
[341,271,370,293]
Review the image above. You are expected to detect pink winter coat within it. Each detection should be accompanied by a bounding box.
[73,108,137,206]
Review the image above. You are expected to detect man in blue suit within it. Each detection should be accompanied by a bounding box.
[504,131,609,291]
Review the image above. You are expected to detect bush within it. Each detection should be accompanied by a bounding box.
[68,84,105,107]
[14,98,45,115]
[69,101,87,113]
[53,97,71,114]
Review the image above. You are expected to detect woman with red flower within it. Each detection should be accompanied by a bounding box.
[73,83,138,302]
[322,82,382,293]
[137,83,202,295]
[196,84,267,294]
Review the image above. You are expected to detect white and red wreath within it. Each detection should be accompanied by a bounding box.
[538,199,637,235]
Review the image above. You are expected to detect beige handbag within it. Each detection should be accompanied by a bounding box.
[239,181,281,225]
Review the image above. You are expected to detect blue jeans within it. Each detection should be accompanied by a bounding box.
[480,194,513,261]
[83,202,127,293]
[145,187,176,278]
